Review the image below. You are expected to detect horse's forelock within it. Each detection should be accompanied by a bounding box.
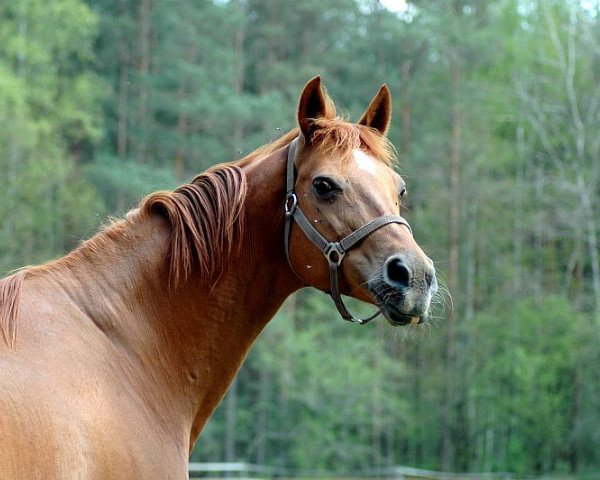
[310,117,397,166]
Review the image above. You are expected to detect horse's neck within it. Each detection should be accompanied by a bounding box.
[180,147,301,444]
[36,145,299,451]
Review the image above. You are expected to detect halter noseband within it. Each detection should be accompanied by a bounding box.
[283,137,413,325]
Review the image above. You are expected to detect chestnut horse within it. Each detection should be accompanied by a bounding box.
[0,77,436,479]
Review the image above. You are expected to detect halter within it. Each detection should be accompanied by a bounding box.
[284,137,413,324]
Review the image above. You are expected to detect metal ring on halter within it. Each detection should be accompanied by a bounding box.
[324,243,345,266]
[284,193,298,216]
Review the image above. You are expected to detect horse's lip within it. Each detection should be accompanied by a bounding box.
[367,283,426,326]
[380,304,424,326]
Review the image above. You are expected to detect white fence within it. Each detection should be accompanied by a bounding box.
[187,462,551,480]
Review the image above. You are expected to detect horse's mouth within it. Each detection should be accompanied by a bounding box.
[380,303,425,326]
[366,276,432,327]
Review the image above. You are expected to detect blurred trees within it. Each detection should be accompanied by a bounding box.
[0,0,103,272]
[1,0,600,476]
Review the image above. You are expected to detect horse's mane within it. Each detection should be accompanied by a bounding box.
[139,163,248,287]
[0,272,24,348]
[0,164,247,347]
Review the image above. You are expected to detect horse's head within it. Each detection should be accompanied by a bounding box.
[286,77,437,326]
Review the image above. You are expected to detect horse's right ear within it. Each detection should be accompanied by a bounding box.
[358,84,392,135]
[297,76,327,140]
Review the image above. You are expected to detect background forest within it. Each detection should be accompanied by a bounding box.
[1,0,599,476]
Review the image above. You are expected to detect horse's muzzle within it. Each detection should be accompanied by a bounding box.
[368,252,437,326]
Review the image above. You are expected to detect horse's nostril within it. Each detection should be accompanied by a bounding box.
[385,256,411,288]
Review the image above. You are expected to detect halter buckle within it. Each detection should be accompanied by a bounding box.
[324,242,345,266]
[284,193,298,216]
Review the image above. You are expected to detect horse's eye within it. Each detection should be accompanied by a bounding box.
[313,177,339,199]
[399,187,407,199]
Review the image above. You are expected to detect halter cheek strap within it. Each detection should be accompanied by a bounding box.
[283,138,413,324]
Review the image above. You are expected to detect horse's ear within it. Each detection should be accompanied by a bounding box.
[358,84,392,135]
[297,76,328,140]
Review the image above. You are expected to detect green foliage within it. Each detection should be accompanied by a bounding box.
[84,154,177,213]
[2,0,600,476]
[466,297,582,473]
[0,0,103,271]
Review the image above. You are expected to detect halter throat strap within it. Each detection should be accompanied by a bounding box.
[283,137,413,324]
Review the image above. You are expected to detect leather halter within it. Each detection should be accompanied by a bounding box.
[283,137,413,324]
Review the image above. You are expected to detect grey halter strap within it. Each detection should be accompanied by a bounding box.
[283,137,413,324]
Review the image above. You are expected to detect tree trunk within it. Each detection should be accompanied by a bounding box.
[442,43,461,472]
[174,41,195,181]
[255,363,269,465]
[174,83,187,182]
[513,120,525,295]
[371,345,382,467]
[564,10,600,315]
[137,0,151,163]
[464,200,477,323]
[2,14,27,270]
[232,0,245,158]
[225,377,237,462]
[117,3,129,160]
[401,58,411,160]
[577,174,600,315]
[533,164,544,300]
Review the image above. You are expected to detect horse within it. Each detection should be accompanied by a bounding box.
[0,77,437,479]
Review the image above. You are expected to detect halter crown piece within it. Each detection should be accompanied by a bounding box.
[283,137,413,324]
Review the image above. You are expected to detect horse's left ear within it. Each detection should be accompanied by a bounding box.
[358,84,392,135]
[298,76,328,140]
